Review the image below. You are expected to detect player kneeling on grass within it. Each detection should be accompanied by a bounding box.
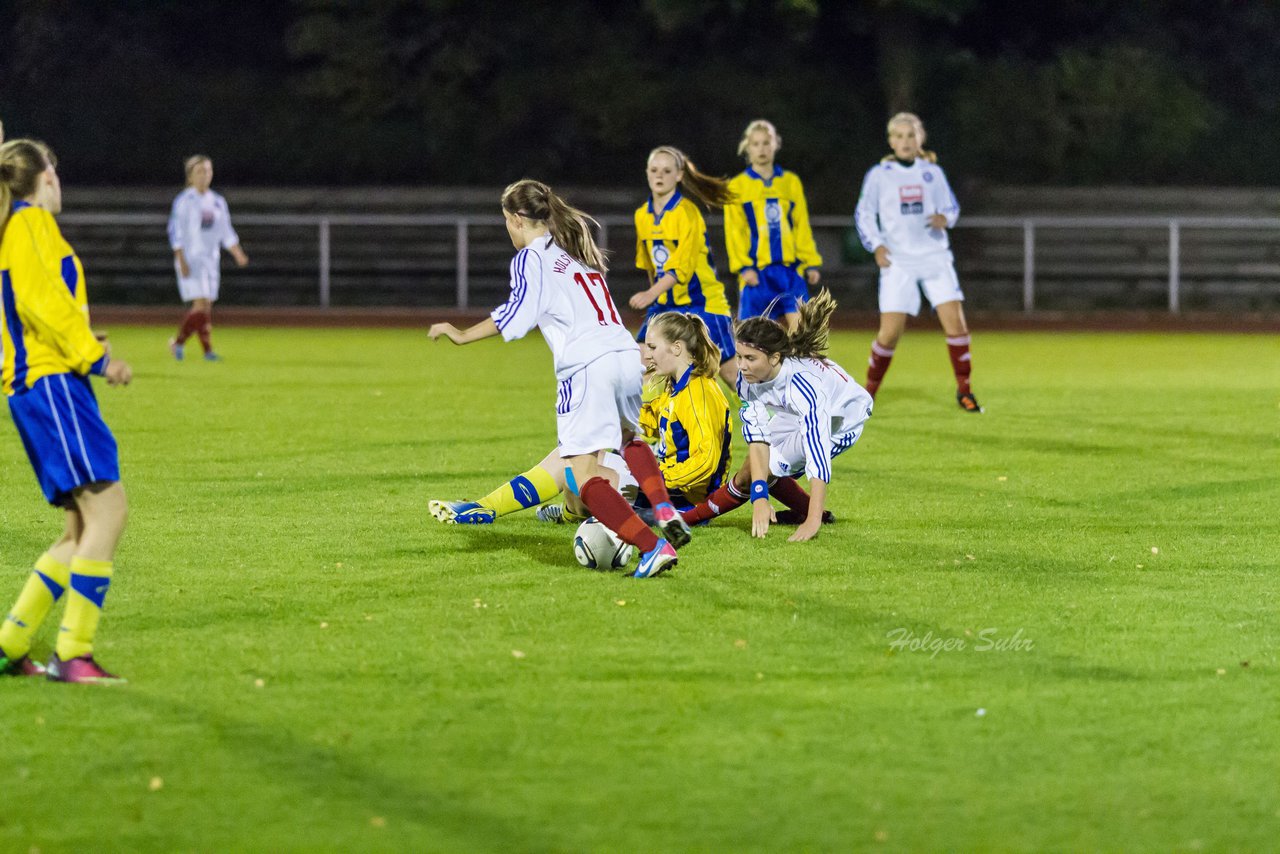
[682,290,873,543]
[428,179,689,578]
[0,139,133,683]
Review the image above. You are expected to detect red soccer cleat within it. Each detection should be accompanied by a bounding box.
[46,653,127,685]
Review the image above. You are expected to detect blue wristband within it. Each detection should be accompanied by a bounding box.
[750,480,768,502]
[89,354,110,376]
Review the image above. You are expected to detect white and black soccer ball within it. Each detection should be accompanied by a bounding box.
[573,518,634,570]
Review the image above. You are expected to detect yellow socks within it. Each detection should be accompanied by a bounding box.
[479,465,560,517]
[56,557,113,661]
[0,553,70,659]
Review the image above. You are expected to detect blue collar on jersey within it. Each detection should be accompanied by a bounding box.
[11,200,32,212]
[745,165,784,183]
[671,362,696,394]
[646,189,684,218]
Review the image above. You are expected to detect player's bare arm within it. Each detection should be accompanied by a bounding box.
[428,317,499,345]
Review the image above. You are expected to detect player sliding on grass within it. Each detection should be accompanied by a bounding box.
[0,139,133,683]
[854,112,982,412]
[681,290,873,543]
[428,179,689,578]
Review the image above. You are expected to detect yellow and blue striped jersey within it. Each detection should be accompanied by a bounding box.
[634,191,732,316]
[1,203,106,395]
[639,366,732,505]
[725,166,823,278]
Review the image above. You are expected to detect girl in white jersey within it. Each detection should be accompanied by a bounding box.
[681,291,872,543]
[854,113,982,412]
[167,155,248,362]
[428,180,690,578]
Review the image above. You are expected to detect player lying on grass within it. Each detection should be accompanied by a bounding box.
[430,311,825,527]
[428,179,688,578]
[681,290,872,542]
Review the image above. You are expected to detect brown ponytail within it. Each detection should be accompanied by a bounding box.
[735,289,838,361]
[501,179,608,273]
[0,139,52,239]
[649,311,721,384]
[648,146,733,210]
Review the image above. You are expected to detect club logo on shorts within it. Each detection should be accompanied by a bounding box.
[899,185,924,215]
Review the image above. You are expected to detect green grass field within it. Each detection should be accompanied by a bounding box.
[2,326,1277,852]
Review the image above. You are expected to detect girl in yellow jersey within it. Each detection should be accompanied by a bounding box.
[0,139,133,684]
[725,119,823,330]
[629,146,739,390]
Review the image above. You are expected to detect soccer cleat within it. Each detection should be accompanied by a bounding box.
[536,503,566,524]
[428,499,496,525]
[0,650,46,677]
[652,502,692,549]
[204,352,223,362]
[169,338,184,361]
[774,509,836,525]
[633,539,678,579]
[46,653,126,685]
[957,392,984,413]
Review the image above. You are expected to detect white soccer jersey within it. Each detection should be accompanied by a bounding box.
[737,357,873,483]
[167,188,240,267]
[491,237,638,381]
[854,159,959,264]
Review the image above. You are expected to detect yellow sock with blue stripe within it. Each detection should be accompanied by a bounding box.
[0,553,71,660]
[56,557,114,661]
[478,465,560,517]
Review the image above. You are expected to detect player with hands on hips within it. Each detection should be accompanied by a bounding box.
[681,290,872,543]
[0,138,133,683]
[167,155,248,362]
[428,179,690,578]
[630,146,740,391]
[725,119,823,331]
[854,112,982,412]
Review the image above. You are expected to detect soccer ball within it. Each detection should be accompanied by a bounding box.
[573,518,634,570]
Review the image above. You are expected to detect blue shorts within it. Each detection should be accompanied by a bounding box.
[636,305,737,365]
[739,264,809,321]
[8,373,120,506]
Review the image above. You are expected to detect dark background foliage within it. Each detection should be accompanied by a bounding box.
[2,0,1277,206]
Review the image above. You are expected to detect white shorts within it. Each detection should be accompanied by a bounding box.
[555,350,642,457]
[176,263,220,303]
[765,412,868,479]
[878,258,963,316]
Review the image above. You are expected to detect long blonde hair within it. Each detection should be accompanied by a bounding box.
[736,119,781,158]
[647,146,733,210]
[0,139,53,239]
[648,311,721,386]
[501,179,607,273]
[734,289,838,361]
[881,112,938,164]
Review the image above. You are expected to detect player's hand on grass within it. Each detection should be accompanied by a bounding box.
[874,246,891,268]
[751,499,776,539]
[105,359,132,387]
[428,322,462,343]
[788,519,821,543]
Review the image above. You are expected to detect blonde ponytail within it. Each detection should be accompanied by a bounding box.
[501,179,608,273]
[649,311,721,383]
[735,289,838,361]
[0,139,52,239]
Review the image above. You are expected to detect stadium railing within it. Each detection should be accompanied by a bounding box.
[58,212,1280,313]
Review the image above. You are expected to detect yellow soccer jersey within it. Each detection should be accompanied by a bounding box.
[1,204,106,395]
[634,192,732,316]
[725,166,823,278]
[651,367,732,505]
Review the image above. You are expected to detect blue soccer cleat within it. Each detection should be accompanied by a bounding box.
[429,499,496,525]
[633,538,678,579]
[204,351,223,362]
[169,338,184,361]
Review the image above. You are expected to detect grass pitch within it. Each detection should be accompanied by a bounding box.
[1,326,1277,852]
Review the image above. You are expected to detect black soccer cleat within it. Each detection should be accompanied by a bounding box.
[957,392,984,413]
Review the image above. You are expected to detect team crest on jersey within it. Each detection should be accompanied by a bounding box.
[652,244,670,271]
[923,171,934,183]
[898,185,924,215]
[765,199,782,223]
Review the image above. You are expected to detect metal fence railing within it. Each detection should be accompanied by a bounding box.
[59,212,1280,313]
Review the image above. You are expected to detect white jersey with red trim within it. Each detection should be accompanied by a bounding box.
[167,187,240,268]
[854,158,959,264]
[737,356,873,483]
[490,236,638,381]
